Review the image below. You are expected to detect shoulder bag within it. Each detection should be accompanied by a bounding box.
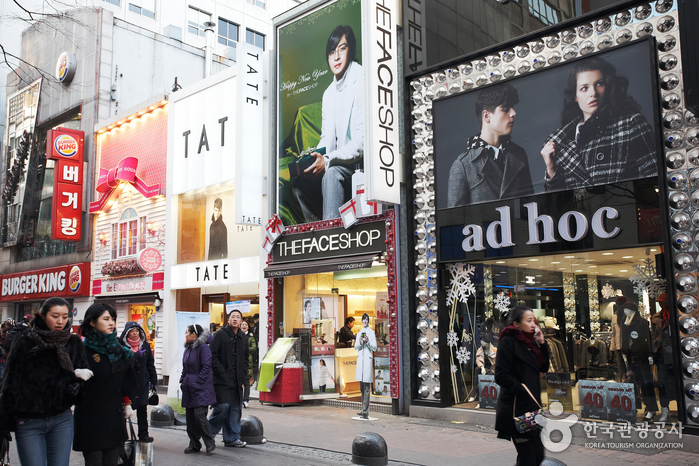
[513,384,546,433]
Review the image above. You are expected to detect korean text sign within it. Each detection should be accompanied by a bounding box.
[47,127,84,241]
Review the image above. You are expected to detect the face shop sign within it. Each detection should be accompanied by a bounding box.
[461,202,621,251]
[272,222,386,263]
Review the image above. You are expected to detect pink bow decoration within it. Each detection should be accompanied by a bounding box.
[89,157,161,213]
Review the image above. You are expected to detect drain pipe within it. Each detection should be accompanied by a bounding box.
[204,21,216,77]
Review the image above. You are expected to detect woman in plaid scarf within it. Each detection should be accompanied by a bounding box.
[541,57,657,190]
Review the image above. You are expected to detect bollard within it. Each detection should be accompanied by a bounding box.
[241,415,266,444]
[351,432,388,466]
[149,404,175,427]
[541,458,567,466]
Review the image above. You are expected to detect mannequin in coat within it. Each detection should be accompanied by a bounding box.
[354,313,377,419]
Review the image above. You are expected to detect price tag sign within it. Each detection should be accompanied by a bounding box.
[579,380,607,420]
[478,374,500,410]
[546,372,574,411]
[607,382,636,423]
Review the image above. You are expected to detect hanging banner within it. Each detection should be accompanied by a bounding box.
[47,127,85,241]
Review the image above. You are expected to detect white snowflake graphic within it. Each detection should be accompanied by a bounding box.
[629,258,666,299]
[455,347,471,365]
[462,332,473,343]
[494,292,510,313]
[451,364,458,373]
[601,283,616,300]
[446,263,476,305]
[447,331,458,347]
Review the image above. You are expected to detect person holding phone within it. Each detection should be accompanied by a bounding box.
[354,313,377,420]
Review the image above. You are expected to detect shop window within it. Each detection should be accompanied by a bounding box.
[218,18,239,57]
[442,246,679,424]
[111,208,145,259]
[187,6,211,37]
[128,304,156,349]
[245,28,265,50]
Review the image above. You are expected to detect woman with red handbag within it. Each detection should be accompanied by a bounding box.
[495,306,549,466]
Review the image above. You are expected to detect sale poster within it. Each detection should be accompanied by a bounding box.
[477,374,500,410]
[606,382,636,423]
[546,373,574,412]
[579,380,607,420]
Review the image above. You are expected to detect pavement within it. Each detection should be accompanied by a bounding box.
[8,400,699,465]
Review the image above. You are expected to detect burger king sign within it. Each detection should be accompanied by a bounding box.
[56,51,77,84]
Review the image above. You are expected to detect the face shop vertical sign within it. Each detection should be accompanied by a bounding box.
[363,0,401,205]
[236,43,264,226]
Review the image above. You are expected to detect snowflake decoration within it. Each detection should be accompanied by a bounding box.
[451,364,458,373]
[455,347,471,365]
[447,331,458,347]
[462,331,473,343]
[446,263,476,305]
[601,283,616,300]
[629,258,666,299]
[494,292,510,313]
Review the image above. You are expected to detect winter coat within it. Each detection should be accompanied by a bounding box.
[494,334,549,438]
[338,325,355,347]
[119,322,157,408]
[180,330,216,408]
[2,322,30,355]
[447,135,534,207]
[210,325,249,404]
[73,344,138,452]
[620,311,652,364]
[354,326,377,383]
[0,327,89,431]
[544,110,656,191]
[208,214,228,260]
[245,332,257,379]
[651,310,673,364]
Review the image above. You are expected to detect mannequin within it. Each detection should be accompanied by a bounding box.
[650,294,675,422]
[619,302,656,421]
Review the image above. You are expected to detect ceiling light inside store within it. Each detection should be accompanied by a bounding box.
[496,261,505,264]
[529,259,539,261]
[564,256,575,259]
[551,261,560,264]
[589,265,597,268]
[650,249,657,252]
[575,269,583,272]
[605,273,612,275]
[622,256,633,259]
[620,269,628,272]
[602,252,614,255]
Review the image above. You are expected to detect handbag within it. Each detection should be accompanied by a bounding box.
[513,384,545,433]
[118,419,136,466]
[148,387,159,406]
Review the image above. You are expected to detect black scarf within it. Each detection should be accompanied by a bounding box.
[27,316,74,372]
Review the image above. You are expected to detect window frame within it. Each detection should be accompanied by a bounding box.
[188,6,212,37]
[245,28,265,50]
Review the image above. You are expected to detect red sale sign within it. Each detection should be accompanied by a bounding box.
[47,128,84,241]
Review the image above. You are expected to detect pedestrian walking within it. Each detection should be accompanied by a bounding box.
[0,319,14,382]
[208,309,249,448]
[2,314,32,355]
[181,324,216,455]
[0,297,92,466]
[74,303,138,466]
[494,306,549,466]
[119,321,157,442]
[240,320,257,408]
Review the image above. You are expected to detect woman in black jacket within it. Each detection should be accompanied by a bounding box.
[119,321,157,441]
[495,306,549,466]
[0,297,92,466]
[74,304,137,466]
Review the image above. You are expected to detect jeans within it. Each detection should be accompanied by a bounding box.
[292,165,354,221]
[186,407,215,450]
[359,382,371,417]
[208,389,241,443]
[15,408,73,466]
[82,447,120,466]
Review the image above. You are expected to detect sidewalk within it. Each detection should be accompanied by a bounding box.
[8,401,699,465]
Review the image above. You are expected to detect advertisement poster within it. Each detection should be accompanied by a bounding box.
[311,356,336,392]
[302,297,321,324]
[433,40,659,210]
[177,189,260,264]
[606,382,636,423]
[226,300,251,317]
[477,374,500,410]
[579,380,607,420]
[373,357,390,396]
[375,291,388,319]
[277,0,363,225]
[546,373,574,412]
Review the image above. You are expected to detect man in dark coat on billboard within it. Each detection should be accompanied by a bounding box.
[447,84,534,207]
[208,309,249,448]
[208,197,228,260]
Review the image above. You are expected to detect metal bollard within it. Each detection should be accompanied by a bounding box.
[351,432,388,466]
[241,415,267,444]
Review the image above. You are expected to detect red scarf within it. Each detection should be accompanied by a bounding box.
[499,325,546,367]
[126,335,141,353]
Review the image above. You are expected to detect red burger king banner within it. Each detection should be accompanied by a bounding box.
[0,262,90,302]
[47,127,84,241]
[88,156,161,213]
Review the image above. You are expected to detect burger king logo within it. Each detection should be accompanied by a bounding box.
[54,135,78,158]
[55,52,76,84]
[57,54,68,81]
[68,265,81,293]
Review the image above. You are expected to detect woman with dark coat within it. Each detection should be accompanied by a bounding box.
[0,297,92,466]
[541,57,656,191]
[74,303,138,466]
[181,324,217,454]
[495,306,549,466]
[119,321,157,441]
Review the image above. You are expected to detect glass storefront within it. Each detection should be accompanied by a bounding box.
[281,266,393,401]
[443,245,678,423]
[128,304,156,350]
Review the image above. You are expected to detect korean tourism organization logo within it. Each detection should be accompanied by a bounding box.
[538,401,578,452]
[54,134,78,157]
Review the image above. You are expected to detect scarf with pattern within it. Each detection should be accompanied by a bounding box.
[83,329,134,372]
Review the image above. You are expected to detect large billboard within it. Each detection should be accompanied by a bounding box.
[433,40,660,211]
[276,0,399,226]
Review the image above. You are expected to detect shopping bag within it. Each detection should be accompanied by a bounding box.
[134,439,154,466]
[118,419,137,466]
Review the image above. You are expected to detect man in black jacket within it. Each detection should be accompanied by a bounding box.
[208,310,248,448]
